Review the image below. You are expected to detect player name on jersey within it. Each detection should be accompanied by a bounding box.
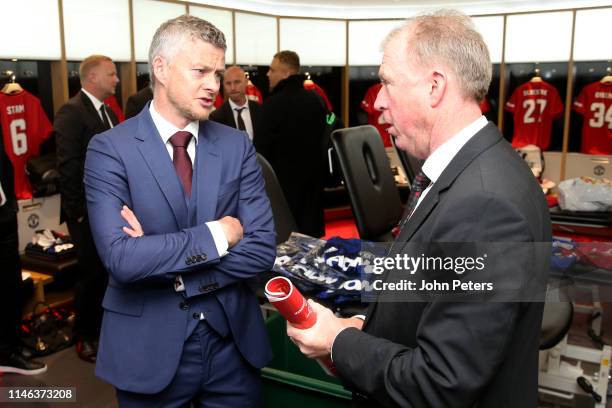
[594,91,612,99]
[6,104,25,115]
[523,89,549,96]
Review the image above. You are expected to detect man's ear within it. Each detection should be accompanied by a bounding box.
[152,56,168,87]
[280,65,292,80]
[429,70,447,107]
[84,70,96,85]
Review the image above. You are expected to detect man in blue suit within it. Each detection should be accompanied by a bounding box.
[84,15,275,407]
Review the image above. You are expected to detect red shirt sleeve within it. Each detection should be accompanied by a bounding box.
[550,87,564,119]
[505,88,518,113]
[104,96,125,123]
[361,84,381,115]
[573,87,588,116]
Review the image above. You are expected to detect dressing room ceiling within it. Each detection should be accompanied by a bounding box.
[190,0,612,18]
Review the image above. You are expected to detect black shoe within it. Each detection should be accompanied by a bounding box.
[0,352,48,375]
[76,340,97,363]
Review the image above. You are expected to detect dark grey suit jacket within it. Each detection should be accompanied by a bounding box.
[209,100,261,139]
[332,123,551,408]
[0,126,17,222]
[54,91,118,222]
[124,86,153,119]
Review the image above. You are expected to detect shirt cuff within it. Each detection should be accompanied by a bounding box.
[0,183,6,207]
[206,221,229,257]
[353,314,366,321]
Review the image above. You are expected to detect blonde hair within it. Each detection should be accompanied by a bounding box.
[79,55,112,84]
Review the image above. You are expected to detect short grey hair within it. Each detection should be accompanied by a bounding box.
[148,14,226,88]
[384,10,492,101]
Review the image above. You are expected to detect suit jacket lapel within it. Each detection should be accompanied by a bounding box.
[107,107,119,127]
[225,103,238,129]
[399,122,501,243]
[249,100,259,129]
[195,121,221,224]
[135,107,188,229]
[79,91,106,128]
[397,190,440,242]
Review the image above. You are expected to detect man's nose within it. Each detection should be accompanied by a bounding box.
[203,73,219,90]
[374,88,386,111]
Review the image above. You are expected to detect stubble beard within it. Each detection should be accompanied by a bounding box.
[168,88,210,122]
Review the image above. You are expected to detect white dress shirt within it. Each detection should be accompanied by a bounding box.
[228,99,254,140]
[415,115,488,213]
[0,181,6,207]
[81,88,114,128]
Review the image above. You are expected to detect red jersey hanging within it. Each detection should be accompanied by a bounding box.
[104,95,125,123]
[479,98,490,114]
[246,81,263,104]
[214,93,223,109]
[304,80,333,112]
[573,81,612,155]
[0,90,53,199]
[361,83,392,147]
[505,80,564,150]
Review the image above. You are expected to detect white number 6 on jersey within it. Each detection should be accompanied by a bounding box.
[9,118,27,156]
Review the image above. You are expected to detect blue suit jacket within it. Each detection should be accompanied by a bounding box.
[84,106,275,393]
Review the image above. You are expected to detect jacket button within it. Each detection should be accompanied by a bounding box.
[196,255,203,262]
[192,312,199,320]
[179,301,189,310]
[200,254,207,261]
[185,258,190,265]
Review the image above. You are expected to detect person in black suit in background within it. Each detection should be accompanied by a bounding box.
[288,10,551,408]
[209,65,260,141]
[255,51,327,237]
[124,85,153,119]
[55,54,119,363]
[0,130,47,375]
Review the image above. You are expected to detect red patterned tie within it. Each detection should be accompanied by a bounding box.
[392,170,431,237]
[169,131,193,197]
